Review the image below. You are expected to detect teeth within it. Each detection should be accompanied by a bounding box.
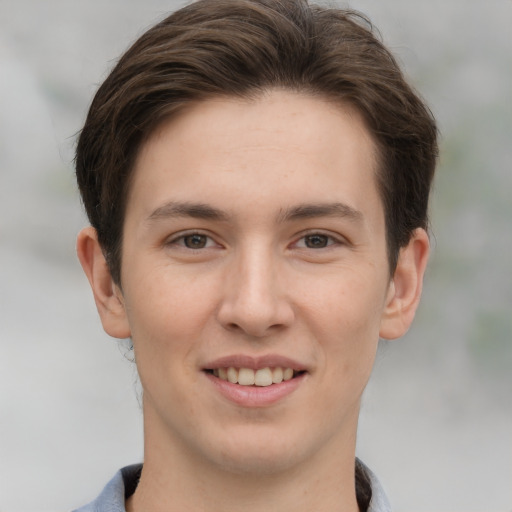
[238,368,255,385]
[227,367,238,384]
[283,367,294,381]
[272,367,283,384]
[254,368,272,387]
[214,366,297,386]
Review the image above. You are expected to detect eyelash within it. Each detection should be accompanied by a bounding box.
[166,230,344,252]
[292,231,345,250]
[166,231,219,250]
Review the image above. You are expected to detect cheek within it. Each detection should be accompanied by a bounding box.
[303,268,387,336]
[125,261,216,330]
[122,268,220,380]
[124,275,215,413]
[300,269,387,378]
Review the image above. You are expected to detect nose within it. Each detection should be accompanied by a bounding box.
[216,246,295,338]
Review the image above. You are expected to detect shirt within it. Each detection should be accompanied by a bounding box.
[73,460,391,512]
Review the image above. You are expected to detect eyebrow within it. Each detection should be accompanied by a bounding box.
[146,201,230,222]
[277,202,364,223]
[145,200,363,224]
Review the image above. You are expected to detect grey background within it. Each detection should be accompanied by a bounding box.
[0,0,511,510]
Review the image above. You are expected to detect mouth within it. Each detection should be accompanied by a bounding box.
[204,366,306,387]
[202,356,308,406]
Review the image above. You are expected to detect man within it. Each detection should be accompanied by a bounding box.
[74,0,438,510]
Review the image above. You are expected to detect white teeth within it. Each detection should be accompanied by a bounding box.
[227,367,238,384]
[271,367,283,384]
[214,366,297,386]
[218,367,228,381]
[283,367,294,381]
[254,368,273,387]
[238,368,255,385]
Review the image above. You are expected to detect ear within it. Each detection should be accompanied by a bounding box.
[379,228,430,340]
[76,227,131,339]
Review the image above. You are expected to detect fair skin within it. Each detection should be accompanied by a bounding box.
[77,90,429,512]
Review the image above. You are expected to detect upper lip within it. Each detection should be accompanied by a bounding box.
[202,354,308,372]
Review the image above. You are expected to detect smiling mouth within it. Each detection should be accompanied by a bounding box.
[205,367,305,387]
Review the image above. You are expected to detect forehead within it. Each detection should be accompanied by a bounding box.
[128,90,382,224]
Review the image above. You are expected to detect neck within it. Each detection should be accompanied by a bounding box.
[128,455,359,512]
[126,406,361,512]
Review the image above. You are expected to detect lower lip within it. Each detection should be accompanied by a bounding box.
[204,372,305,407]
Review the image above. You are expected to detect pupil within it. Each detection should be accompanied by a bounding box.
[306,234,328,248]
[184,234,207,248]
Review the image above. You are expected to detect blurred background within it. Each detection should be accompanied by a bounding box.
[0,0,510,510]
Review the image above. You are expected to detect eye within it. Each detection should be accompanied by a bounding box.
[183,234,209,249]
[303,234,330,248]
[168,232,217,249]
[295,233,340,249]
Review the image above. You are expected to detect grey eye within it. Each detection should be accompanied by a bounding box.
[304,234,329,248]
[183,234,208,248]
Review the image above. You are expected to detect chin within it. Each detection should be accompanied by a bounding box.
[206,426,311,476]
[216,449,300,476]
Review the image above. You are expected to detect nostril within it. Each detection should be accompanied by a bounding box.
[216,280,295,338]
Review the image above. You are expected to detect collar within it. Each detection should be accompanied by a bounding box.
[73,460,391,512]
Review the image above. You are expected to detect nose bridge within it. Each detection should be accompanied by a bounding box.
[217,240,293,336]
[239,244,276,306]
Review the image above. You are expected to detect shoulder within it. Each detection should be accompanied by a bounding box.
[357,459,392,512]
[72,464,142,512]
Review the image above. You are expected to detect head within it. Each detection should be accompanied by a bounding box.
[75,0,438,286]
[75,0,437,496]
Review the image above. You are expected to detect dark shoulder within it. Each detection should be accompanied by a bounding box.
[355,459,372,512]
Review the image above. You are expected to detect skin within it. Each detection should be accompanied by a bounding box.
[78,90,429,512]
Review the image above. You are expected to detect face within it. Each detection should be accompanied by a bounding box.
[104,91,410,474]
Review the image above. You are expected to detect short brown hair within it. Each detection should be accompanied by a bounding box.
[76,0,438,285]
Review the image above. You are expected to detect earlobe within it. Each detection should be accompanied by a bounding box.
[379,228,430,340]
[76,227,131,339]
